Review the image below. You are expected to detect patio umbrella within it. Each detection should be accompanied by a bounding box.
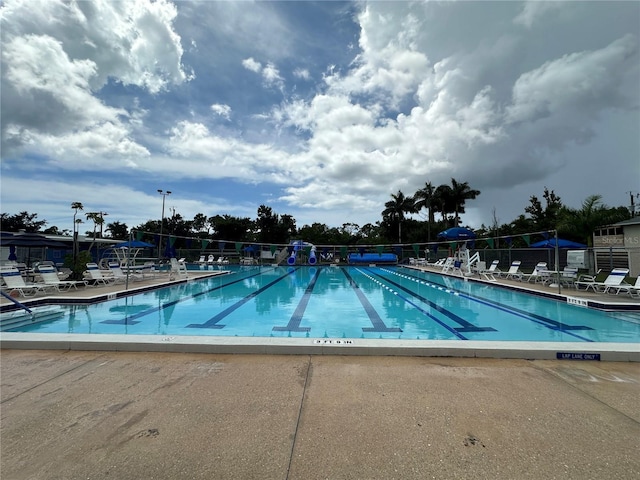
[113,240,155,248]
[0,232,69,267]
[530,238,587,249]
[437,227,477,240]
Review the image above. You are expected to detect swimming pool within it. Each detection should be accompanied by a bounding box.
[4,265,640,344]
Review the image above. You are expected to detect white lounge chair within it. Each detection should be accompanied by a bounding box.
[37,265,87,291]
[84,263,118,286]
[217,256,229,265]
[197,255,206,264]
[558,266,579,288]
[170,258,189,279]
[518,262,548,283]
[0,266,54,297]
[207,254,215,265]
[575,268,630,293]
[109,262,142,283]
[605,275,640,296]
[478,260,500,281]
[500,260,522,279]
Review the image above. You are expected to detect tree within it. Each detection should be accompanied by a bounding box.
[105,221,128,239]
[192,213,209,233]
[448,178,480,226]
[414,182,436,240]
[525,187,562,230]
[382,190,416,243]
[557,195,631,246]
[71,202,84,265]
[0,211,47,232]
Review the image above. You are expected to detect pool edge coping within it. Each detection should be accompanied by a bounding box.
[1,333,638,362]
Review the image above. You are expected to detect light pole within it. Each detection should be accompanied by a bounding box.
[158,189,172,259]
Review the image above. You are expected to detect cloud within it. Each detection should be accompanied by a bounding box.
[1,0,187,158]
[513,1,564,28]
[242,57,262,73]
[211,103,232,120]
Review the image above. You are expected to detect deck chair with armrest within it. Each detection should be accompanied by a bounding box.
[0,266,55,297]
[558,266,579,288]
[499,260,522,279]
[575,268,630,293]
[518,262,548,283]
[605,276,640,296]
[477,260,500,281]
[84,263,118,286]
[108,262,142,283]
[37,265,87,291]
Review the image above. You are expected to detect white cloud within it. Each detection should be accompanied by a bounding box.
[293,68,310,80]
[211,103,232,120]
[242,57,262,73]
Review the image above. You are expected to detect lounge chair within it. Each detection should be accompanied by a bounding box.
[606,276,640,296]
[207,254,215,265]
[134,262,158,279]
[575,268,630,293]
[499,260,522,279]
[518,262,548,283]
[0,266,54,297]
[477,260,499,281]
[169,258,188,279]
[217,256,229,265]
[37,265,87,291]
[84,263,118,286]
[197,255,206,264]
[558,266,579,288]
[427,258,447,267]
[108,262,142,283]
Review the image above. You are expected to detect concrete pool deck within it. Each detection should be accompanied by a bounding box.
[1,350,639,479]
[1,265,639,361]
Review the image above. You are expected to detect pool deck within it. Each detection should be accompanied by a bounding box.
[1,265,639,361]
[1,351,639,479]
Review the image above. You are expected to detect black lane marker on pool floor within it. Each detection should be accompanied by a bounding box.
[341,268,402,333]
[273,268,323,332]
[366,269,496,333]
[101,268,272,325]
[391,269,594,341]
[187,268,300,329]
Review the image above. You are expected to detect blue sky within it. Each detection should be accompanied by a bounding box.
[1,0,639,236]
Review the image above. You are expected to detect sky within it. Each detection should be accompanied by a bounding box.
[1,0,639,237]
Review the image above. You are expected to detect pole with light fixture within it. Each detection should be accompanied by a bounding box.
[158,189,172,260]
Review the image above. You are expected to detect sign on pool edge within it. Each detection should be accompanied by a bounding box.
[556,352,601,361]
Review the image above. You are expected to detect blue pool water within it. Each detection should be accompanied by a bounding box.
[5,266,640,343]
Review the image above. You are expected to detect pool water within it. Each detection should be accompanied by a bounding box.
[5,266,640,343]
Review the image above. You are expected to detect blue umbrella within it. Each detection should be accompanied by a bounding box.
[437,227,476,240]
[530,238,586,249]
[113,240,154,248]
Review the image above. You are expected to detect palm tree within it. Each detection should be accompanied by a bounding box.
[71,201,83,263]
[414,182,436,241]
[382,190,415,243]
[557,195,630,246]
[448,178,480,226]
[85,212,106,255]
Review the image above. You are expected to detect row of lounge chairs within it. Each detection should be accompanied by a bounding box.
[1,261,167,297]
[198,255,229,265]
[425,258,639,297]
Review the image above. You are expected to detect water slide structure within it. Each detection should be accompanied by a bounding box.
[287,241,317,265]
